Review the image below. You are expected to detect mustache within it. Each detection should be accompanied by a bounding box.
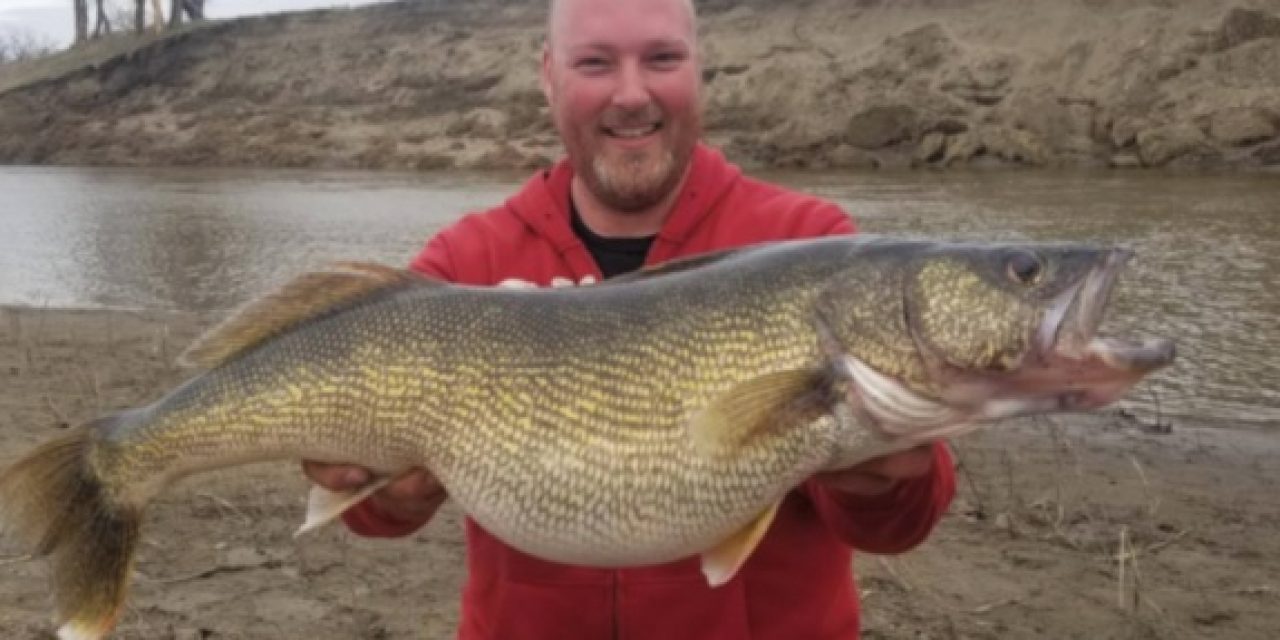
[600,107,663,129]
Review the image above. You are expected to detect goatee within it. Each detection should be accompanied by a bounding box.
[587,147,685,213]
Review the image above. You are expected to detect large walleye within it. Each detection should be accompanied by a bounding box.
[0,236,1172,639]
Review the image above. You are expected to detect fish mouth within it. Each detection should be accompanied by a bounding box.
[1024,248,1175,411]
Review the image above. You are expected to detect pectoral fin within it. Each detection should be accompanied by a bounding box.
[688,369,823,455]
[294,477,392,537]
[701,501,781,587]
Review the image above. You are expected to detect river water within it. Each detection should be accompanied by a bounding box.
[0,165,1276,431]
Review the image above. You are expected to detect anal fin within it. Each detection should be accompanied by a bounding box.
[295,477,392,537]
[701,501,781,587]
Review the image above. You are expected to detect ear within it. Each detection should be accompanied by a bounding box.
[540,42,555,106]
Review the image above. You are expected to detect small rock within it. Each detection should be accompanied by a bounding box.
[1109,153,1141,168]
[942,131,981,165]
[1109,116,1147,149]
[1212,8,1280,52]
[444,108,508,139]
[930,118,968,135]
[1136,123,1210,166]
[914,132,946,164]
[1208,107,1277,146]
[980,126,1047,164]
[225,546,269,567]
[1254,140,1280,165]
[845,105,917,150]
[882,23,958,71]
[940,54,1018,106]
[827,143,879,169]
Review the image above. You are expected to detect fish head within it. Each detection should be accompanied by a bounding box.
[813,240,1175,439]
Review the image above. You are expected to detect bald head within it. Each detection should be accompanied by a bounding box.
[546,0,698,50]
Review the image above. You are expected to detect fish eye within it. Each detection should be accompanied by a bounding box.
[1006,251,1044,285]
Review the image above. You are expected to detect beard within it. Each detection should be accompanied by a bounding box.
[586,146,685,213]
[569,108,699,213]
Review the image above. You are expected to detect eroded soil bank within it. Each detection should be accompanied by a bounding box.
[1,0,1278,171]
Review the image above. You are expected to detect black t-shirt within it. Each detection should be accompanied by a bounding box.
[570,201,656,279]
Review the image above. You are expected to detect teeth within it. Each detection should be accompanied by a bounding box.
[1089,336,1176,372]
[608,124,659,138]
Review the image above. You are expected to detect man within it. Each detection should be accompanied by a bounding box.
[306,0,955,637]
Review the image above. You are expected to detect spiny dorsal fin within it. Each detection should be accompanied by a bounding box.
[180,262,439,369]
[688,369,825,455]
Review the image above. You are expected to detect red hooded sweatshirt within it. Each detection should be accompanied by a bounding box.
[344,144,956,639]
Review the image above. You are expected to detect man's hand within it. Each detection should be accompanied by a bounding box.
[816,444,936,497]
[302,461,447,524]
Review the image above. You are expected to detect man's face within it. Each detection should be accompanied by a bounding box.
[542,0,701,213]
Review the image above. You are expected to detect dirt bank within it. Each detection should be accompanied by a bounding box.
[2,306,1277,639]
[0,0,1278,171]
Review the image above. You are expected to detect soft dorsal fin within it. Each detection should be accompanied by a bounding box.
[180,262,438,369]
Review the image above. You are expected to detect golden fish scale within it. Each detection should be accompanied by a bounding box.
[94,241,856,565]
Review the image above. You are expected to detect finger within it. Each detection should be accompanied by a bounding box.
[860,445,936,480]
[302,460,370,491]
[822,472,898,496]
[369,472,448,521]
[381,469,444,503]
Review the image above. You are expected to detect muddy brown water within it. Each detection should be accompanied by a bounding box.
[1,165,1276,430]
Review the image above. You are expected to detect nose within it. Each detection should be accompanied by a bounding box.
[611,59,651,111]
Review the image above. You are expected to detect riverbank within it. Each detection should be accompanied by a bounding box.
[0,0,1278,171]
[1,305,1276,639]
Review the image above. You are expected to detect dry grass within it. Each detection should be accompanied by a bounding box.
[0,23,205,96]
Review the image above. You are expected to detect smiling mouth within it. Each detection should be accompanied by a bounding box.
[602,122,663,139]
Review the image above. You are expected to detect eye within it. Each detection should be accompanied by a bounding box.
[1006,250,1044,285]
[648,50,685,69]
[575,57,611,73]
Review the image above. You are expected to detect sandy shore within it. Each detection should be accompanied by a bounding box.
[1,305,1277,639]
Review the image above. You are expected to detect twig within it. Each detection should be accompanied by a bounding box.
[0,554,33,567]
[876,557,914,592]
[196,492,252,525]
[148,558,284,585]
[154,323,171,362]
[1147,387,1171,433]
[1128,454,1160,518]
[1235,584,1277,598]
[1140,529,1188,555]
[971,598,1019,614]
[91,370,103,411]
[1116,525,1128,608]
[951,443,988,519]
[1116,525,1143,611]
[43,394,70,426]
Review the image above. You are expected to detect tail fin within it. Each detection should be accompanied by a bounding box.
[0,421,141,640]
